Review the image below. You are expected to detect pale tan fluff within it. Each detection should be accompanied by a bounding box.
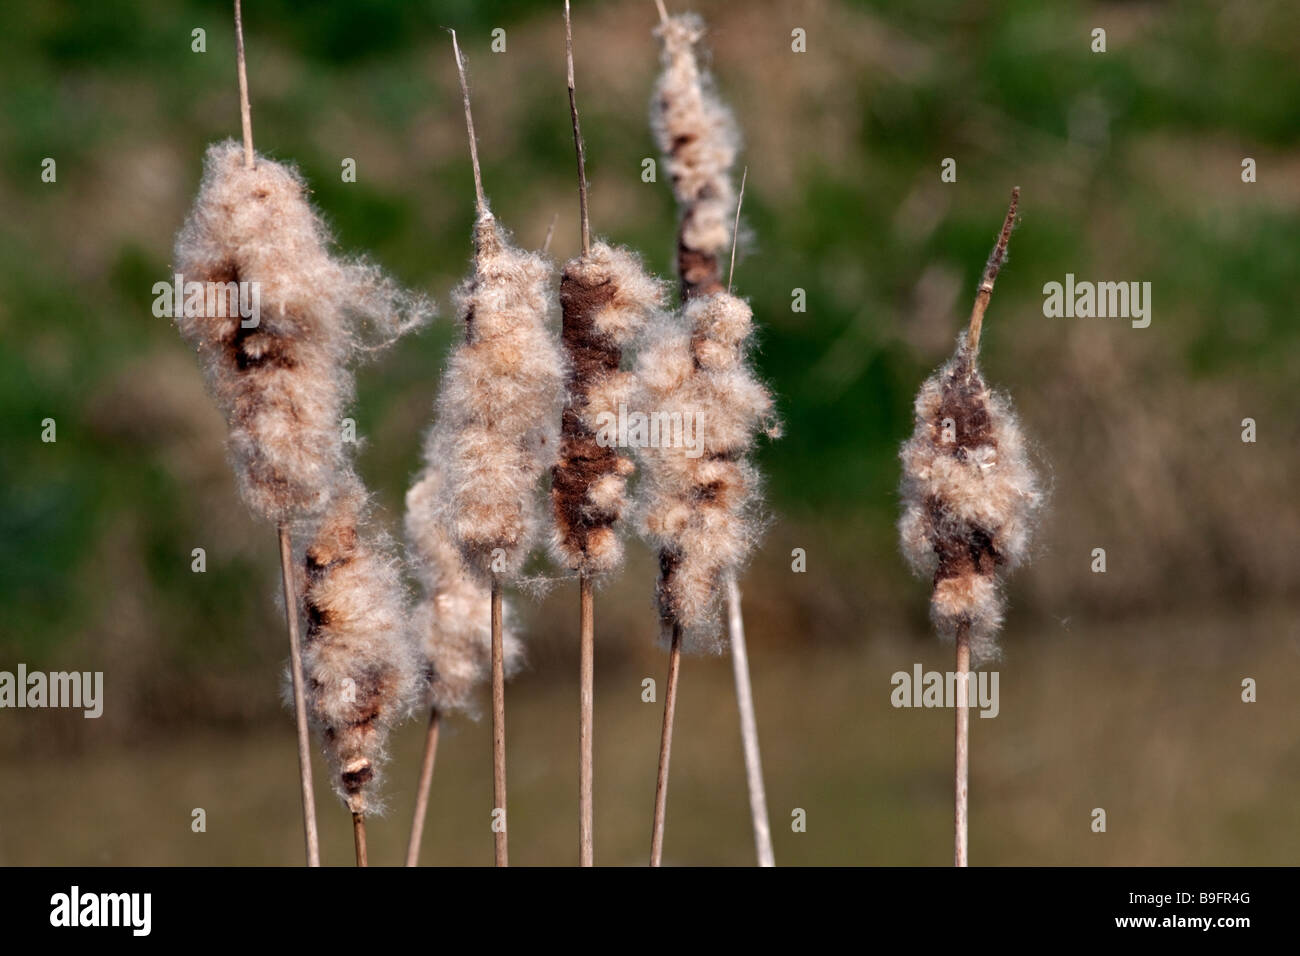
[636,291,777,651]
[551,243,667,575]
[652,12,740,300]
[299,473,422,814]
[898,335,1043,665]
[405,454,522,715]
[899,192,1042,666]
[425,212,565,581]
[172,140,431,523]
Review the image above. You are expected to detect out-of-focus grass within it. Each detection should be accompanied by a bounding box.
[4,606,1296,866]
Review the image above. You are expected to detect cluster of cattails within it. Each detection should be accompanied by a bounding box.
[898,188,1044,865]
[170,3,1041,869]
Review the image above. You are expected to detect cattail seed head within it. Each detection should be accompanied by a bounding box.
[636,290,777,650]
[425,211,565,581]
[405,454,522,715]
[899,190,1039,666]
[551,242,666,575]
[299,473,421,814]
[898,334,1043,665]
[172,140,432,524]
[652,13,740,300]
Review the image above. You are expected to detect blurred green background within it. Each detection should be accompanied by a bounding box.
[1,0,1298,865]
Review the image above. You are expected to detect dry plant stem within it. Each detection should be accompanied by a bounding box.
[726,167,747,293]
[966,186,1019,358]
[404,707,441,866]
[649,622,683,867]
[352,812,368,867]
[724,175,773,865]
[491,575,508,867]
[954,622,971,867]
[233,0,254,170]
[564,0,591,255]
[578,574,595,865]
[450,29,486,215]
[725,574,774,867]
[566,0,595,867]
[278,525,321,867]
[543,213,558,254]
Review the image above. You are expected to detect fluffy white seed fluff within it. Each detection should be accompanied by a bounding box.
[405,450,522,716]
[172,140,432,523]
[299,472,422,814]
[898,334,1043,665]
[652,12,740,298]
[636,291,778,651]
[423,212,565,581]
[551,243,667,575]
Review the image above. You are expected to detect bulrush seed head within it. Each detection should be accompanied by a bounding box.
[426,211,565,582]
[299,473,422,814]
[898,190,1043,665]
[636,290,778,651]
[172,140,432,524]
[551,242,667,576]
[652,12,740,300]
[406,454,522,715]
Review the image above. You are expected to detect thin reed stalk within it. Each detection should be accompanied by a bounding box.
[543,212,558,254]
[234,0,254,170]
[565,1,590,256]
[721,174,774,867]
[352,812,368,867]
[451,30,486,216]
[966,188,1018,357]
[566,0,593,869]
[725,574,774,867]
[954,623,971,867]
[278,525,321,866]
[579,573,595,866]
[404,707,441,866]
[649,623,683,867]
[491,575,507,867]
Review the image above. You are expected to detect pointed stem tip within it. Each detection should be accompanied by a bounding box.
[542,212,558,254]
[565,0,591,255]
[967,186,1020,357]
[450,29,487,217]
[727,166,748,294]
[234,0,254,169]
